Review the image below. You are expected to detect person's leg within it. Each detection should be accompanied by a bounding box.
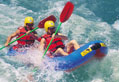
[54,48,68,56]
[66,40,80,53]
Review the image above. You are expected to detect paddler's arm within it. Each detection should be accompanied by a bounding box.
[38,38,46,52]
[54,33,68,40]
[33,30,38,38]
[5,29,20,46]
[33,33,39,40]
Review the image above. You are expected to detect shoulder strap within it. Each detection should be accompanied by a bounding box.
[42,34,51,39]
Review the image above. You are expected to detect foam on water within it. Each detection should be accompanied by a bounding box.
[112,20,119,30]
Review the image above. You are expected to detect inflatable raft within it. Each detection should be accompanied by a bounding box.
[7,40,108,71]
[7,47,27,56]
[43,40,108,71]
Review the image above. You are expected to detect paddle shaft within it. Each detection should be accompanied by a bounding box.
[42,22,62,58]
[0,27,39,50]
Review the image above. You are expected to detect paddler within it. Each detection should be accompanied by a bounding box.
[5,17,40,55]
[39,20,80,57]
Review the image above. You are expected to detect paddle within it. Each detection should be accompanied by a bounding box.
[0,15,56,50]
[42,1,74,58]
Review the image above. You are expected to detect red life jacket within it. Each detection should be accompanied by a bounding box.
[42,34,65,53]
[13,27,36,50]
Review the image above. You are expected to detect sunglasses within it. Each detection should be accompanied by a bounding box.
[48,27,55,30]
[26,23,34,26]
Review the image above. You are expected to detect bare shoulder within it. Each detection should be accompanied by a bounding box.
[41,38,45,42]
[18,26,24,30]
[40,38,46,44]
[16,28,20,33]
[58,33,64,35]
[12,28,20,36]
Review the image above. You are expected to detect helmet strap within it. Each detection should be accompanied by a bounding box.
[24,26,28,31]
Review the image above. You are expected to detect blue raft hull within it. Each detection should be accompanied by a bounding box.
[43,40,108,71]
[7,47,27,56]
[7,40,108,71]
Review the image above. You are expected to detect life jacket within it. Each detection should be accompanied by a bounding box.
[13,26,36,50]
[41,34,65,53]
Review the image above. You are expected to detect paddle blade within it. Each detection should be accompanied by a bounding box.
[38,15,56,28]
[60,1,74,23]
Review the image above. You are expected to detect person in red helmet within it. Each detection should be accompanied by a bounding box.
[39,20,80,57]
[5,17,39,55]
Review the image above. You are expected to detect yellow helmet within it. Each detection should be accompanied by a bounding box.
[24,17,34,26]
[44,20,55,32]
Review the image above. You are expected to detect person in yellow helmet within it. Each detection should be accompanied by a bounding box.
[5,17,39,55]
[39,20,80,57]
